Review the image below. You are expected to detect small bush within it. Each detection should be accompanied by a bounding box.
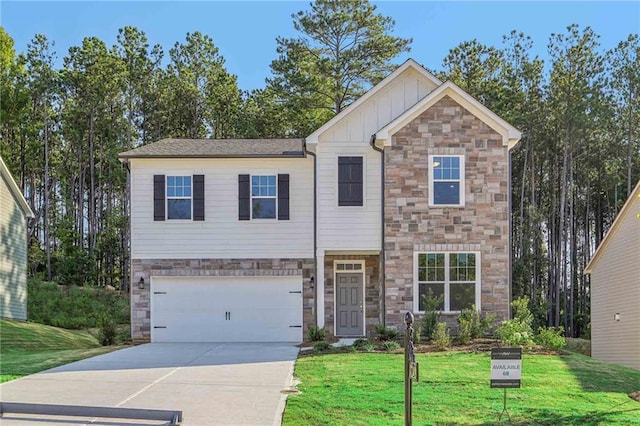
[496,297,535,347]
[457,305,497,344]
[420,291,443,341]
[99,317,117,346]
[375,324,399,341]
[353,338,375,352]
[313,341,331,352]
[382,341,400,351]
[413,323,422,344]
[433,322,451,350]
[306,326,326,342]
[535,326,566,350]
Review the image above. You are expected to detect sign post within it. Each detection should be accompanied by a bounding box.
[404,312,418,426]
[490,348,521,421]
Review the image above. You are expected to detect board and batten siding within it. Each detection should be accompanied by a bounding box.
[130,157,313,259]
[316,68,436,251]
[0,173,28,320]
[589,194,640,370]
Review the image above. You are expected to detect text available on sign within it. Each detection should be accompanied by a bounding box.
[490,348,521,388]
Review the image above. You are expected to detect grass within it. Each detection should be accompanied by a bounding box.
[0,319,123,383]
[283,351,640,425]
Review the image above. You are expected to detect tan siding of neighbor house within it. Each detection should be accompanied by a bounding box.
[589,193,640,370]
[0,172,28,320]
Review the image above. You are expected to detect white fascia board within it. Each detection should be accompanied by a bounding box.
[0,155,35,218]
[584,180,640,274]
[374,81,522,150]
[306,58,442,145]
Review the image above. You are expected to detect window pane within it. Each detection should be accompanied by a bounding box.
[418,254,426,268]
[252,198,276,219]
[167,199,191,220]
[450,283,475,311]
[252,176,259,186]
[183,178,191,196]
[419,268,427,281]
[434,182,460,205]
[419,283,444,311]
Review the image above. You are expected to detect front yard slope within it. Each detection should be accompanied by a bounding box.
[0,319,117,383]
[283,351,640,425]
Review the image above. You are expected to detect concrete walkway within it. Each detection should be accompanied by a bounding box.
[0,343,299,425]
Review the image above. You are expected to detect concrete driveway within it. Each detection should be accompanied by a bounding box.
[0,343,299,425]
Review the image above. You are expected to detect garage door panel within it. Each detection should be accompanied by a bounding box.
[151,276,302,343]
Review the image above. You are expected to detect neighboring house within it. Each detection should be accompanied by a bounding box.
[584,181,640,370]
[119,59,521,343]
[0,155,35,321]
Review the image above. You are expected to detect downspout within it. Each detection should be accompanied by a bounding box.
[369,135,386,326]
[303,139,318,325]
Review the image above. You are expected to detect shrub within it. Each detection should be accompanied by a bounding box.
[433,322,451,350]
[535,326,566,350]
[496,297,534,347]
[457,305,497,344]
[375,324,398,341]
[420,291,443,341]
[353,338,375,352]
[306,326,326,342]
[313,341,331,352]
[382,341,400,351]
[99,317,117,346]
[412,323,422,344]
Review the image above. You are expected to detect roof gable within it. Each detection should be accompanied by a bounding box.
[374,81,521,150]
[0,155,34,218]
[305,58,442,145]
[584,180,640,273]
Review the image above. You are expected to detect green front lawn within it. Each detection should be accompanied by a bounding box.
[0,319,123,383]
[283,351,640,425]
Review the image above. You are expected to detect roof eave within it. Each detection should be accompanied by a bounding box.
[0,156,35,218]
[118,153,306,160]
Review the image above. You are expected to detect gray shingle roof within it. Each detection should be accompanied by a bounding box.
[119,138,305,159]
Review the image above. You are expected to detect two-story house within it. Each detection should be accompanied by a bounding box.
[119,59,521,343]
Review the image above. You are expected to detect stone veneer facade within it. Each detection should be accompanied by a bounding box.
[323,255,381,337]
[131,258,315,343]
[384,95,510,329]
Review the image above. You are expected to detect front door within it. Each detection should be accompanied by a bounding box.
[336,273,363,336]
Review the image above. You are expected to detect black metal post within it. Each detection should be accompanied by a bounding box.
[404,311,414,426]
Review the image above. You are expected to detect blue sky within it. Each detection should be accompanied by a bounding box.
[2,1,639,91]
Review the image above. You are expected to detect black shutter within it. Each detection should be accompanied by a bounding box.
[153,175,165,221]
[238,174,250,220]
[193,175,205,221]
[277,174,290,220]
[338,157,363,206]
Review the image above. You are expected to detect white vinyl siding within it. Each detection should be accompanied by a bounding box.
[130,157,313,259]
[589,194,640,370]
[315,67,436,251]
[0,173,28,320]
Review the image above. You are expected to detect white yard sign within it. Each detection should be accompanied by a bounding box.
[490,348,522,388]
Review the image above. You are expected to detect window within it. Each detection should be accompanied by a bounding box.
[429,155,464,206]
[251,175,276,219]
[416,252,479,312]
[166,176,192,220]
[338,156,363,206]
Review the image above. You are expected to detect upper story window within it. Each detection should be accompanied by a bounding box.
[251,175,277,219]
[429,155,465,206]
[167,176,192,220]
[415,252,479,313]
[338,156,363,206]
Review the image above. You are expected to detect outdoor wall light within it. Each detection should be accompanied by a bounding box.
[310,276,314,288]
[614,313,620,321]
[138,277,145,289]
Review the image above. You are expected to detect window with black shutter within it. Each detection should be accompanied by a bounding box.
[338,156,363,206]
[153,175,165,221]
[193,175,205,221]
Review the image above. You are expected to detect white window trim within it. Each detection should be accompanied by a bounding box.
[413,251,481,314]
[333,260,366,337]
[336,154,366,209]
[250,174,278,220]
[166,175,193,221]
[428,154,465,207]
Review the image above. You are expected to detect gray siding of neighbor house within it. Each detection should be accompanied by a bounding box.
[589,194,640,370]
[0,172,28,320]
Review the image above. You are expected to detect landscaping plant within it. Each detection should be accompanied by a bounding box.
[374,323,398,341]
[306,325,326,342]
[433,322,451,350]
[496,296,534,347]
[535,326,566,350]
[420,291,443,341]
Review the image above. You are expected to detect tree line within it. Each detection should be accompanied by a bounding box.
[1,0,638,337]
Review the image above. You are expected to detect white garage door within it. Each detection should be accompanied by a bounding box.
[151,276,303,343]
